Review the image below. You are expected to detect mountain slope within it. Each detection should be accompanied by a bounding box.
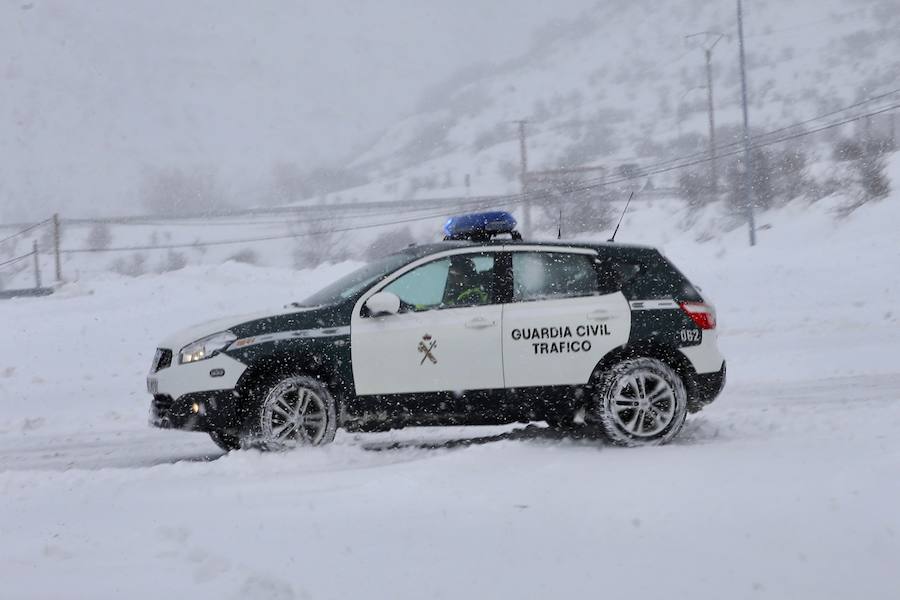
[325,0,900,204]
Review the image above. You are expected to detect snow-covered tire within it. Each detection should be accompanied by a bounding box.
[591,358,687,446]
[242,375,338,451]
[209,431,241,452]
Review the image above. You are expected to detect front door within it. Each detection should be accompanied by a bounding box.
[351,251,504,396]
[502,248,631,388]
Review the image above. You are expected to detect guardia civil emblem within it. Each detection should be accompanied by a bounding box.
[417,334,437,365]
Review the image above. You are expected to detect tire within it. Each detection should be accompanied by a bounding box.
[591,358,687,446]
[242,375,338,450]
[209,431,242,452]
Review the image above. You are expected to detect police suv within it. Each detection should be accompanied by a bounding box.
[147,211,725,450]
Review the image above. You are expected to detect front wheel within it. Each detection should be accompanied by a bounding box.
[243,375,338,450]
[591,358,687,446]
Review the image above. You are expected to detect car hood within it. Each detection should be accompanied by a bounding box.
[157,305,328,351]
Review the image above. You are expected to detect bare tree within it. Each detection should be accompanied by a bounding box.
[291,212,349,269]
[678,169,711,209]
[723,148,777,217]
[771,148,809,203]
[158,250,187,273]
[109,253,147,277]
[86,222,112,251]
[854,153,890,203]
[830,132,891,213]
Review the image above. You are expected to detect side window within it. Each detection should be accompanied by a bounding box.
[382,253,496,312]
[598,250,702,301]
[383,259,449,309]
[512,252,599,302]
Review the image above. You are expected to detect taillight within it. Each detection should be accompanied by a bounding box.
[679,302,717,330]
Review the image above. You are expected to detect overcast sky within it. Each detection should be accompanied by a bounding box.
[0,0,597,220]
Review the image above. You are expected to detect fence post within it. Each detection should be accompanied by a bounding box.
[33,240,42,289]
[53,213,62,283]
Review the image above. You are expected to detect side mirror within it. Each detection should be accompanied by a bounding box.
[364,291,401,317]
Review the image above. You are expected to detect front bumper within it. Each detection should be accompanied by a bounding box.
[147,351,248,433]
[150,390,244,433]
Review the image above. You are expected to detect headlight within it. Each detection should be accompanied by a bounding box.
[179,331,237,364]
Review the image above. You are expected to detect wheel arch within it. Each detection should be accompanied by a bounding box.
[591,343,697,389]
[234,348,341,398]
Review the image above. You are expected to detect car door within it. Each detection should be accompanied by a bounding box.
[351,249,504,396]
[501,247,631,388]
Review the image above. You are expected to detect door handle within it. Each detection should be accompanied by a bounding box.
[465,317,496,329]
[587,309,612,321]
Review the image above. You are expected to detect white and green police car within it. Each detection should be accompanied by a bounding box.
[147,211,725,450]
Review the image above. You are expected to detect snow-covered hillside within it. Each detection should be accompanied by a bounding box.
[1,164,899,598]
[319,0,900,205]
[3,0,897,222]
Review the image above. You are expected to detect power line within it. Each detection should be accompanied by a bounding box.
[0,217,52,246]
[70,195,513,228]
[59,197,523,254]
[523,100,900,201]
[547,96,900,191]
[713,86,900,156]
[596,86,900,181]
[0,251,35,269]
[528,87,900,188]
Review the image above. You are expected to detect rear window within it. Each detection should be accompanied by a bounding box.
[598,249,702,301]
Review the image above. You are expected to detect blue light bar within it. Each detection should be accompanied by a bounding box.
[442,211,518,240]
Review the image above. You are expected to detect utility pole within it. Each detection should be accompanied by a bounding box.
[513,120,531,234]
[891,113,897,150]
[32,240,41,289]
[704,43,720,193]
[737,0,756,246]
[686,32,725,195]
[52,213,62,282]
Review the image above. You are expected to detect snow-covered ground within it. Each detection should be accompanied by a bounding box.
[2,191,900,599]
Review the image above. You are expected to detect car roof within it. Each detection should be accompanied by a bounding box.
[403,239,656,255]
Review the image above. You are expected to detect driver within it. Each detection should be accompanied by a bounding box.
[445,257,489,306]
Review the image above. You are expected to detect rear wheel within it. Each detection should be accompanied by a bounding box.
[591,358,687,446]
[242,375,338,450]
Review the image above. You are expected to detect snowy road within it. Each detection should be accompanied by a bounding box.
[1,374,899,473]
[2,196,900,599]
[2,375,899,600]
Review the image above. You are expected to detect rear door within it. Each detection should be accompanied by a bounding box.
[501,247,630,388]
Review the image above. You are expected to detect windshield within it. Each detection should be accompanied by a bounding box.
[296,251,419,307]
